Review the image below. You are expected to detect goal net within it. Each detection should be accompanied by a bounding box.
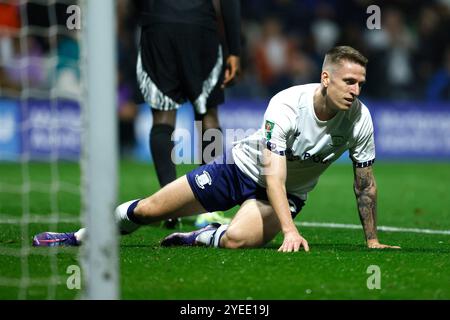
[0,0,118,299]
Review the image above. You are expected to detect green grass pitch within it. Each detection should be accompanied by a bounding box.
[0,161,449,299]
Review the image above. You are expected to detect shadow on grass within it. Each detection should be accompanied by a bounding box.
[265,243,364,252]
[265,242,450,254]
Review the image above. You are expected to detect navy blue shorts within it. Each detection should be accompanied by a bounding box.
[186,155,305,218]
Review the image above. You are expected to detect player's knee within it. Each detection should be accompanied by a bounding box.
[134,197,159,222]
[221,227,249,249]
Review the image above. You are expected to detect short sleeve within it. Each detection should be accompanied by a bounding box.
[349,107,376,167]
[262,95,297,156]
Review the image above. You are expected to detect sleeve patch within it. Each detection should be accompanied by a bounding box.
[354,159,375,168]
[265,120,275,140]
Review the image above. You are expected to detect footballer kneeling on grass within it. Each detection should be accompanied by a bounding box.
[33,46,400,252]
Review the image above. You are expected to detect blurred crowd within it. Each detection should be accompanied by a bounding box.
[1,0,449,104]
[0,1,81,97]
[236,0,450,101]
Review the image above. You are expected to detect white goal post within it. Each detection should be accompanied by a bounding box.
[81,0,119,299]
[0,0,119,299]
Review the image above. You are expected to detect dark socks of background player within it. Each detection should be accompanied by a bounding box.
[150,124,176,187]
[150,124,179,229]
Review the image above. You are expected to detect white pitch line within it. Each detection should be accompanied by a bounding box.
[296,221,450,235]
[0,215,449,235]
[0,215,80,224]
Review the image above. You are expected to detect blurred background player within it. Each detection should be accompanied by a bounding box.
[117,1,140,158]
[134,0,242,228]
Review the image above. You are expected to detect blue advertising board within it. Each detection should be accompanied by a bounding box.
[0,99,81,161]
[1,98,449,163]
[135,99,450,163]
[370,102,450,160]
[22,99,81,160]
[0,99,20,161]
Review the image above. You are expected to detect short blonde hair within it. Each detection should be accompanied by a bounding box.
[322,46,368,70]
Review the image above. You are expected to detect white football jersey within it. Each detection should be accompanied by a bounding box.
[232,83,376,200]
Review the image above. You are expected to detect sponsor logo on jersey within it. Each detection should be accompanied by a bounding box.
[286,149,333,164]
[266,141,277,151]
[302,152,332,164]
[265,120,275,140]
[195,171,212,189]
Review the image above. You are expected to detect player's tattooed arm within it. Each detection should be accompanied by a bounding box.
[353,165,378,242]
[353,165,401,249]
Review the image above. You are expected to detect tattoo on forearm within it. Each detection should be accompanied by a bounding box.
[354,167,377,241]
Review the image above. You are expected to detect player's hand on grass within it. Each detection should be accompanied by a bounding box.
[222,55,240,88]
[278,230,309,253]
[367,239,401,249]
